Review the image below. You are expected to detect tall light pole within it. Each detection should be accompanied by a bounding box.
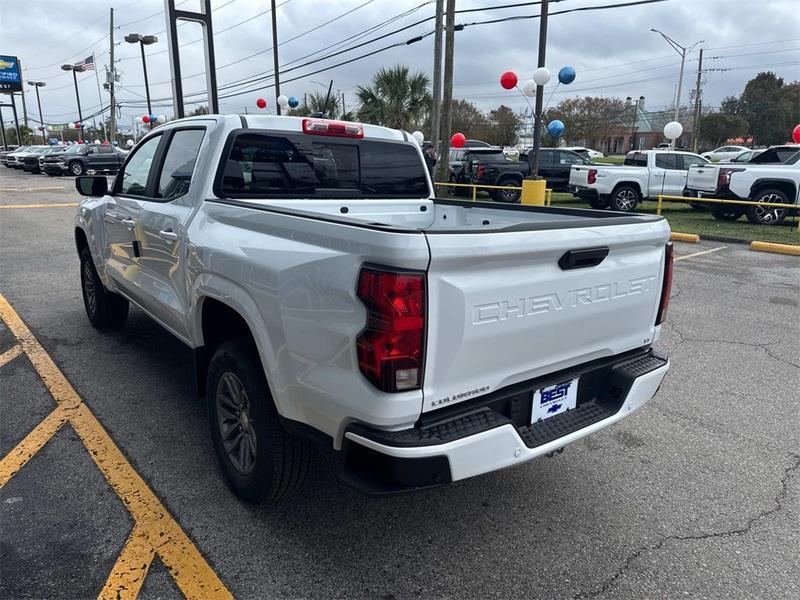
[125,33,158,117]
[270,0,282,115]
[529,0,549,179]
[625,96,645,152]
[650,29,703,125]
[27,81,47,144]
[61,63,86,138]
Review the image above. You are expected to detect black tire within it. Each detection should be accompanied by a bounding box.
[609,184,640,212]
[207,339,311,503]
[491,180,522,203]
[80,247,129,329]
[710,206,745,221]
[589,196,610,209]
[746,188,790,226]
[448,175,467,197]
[69,161,85,176]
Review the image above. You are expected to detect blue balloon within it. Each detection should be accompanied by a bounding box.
[547,119,565,138]
[288,95,300,108]
[149,114,158,123]
[558,66,576,85]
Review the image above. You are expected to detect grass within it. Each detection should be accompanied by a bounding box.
[549,192,800,246]
[593,155,626,165]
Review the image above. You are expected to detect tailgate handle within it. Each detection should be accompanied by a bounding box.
[558,247,609,270]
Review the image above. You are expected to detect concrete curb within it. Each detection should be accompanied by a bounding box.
[750,241,800,256]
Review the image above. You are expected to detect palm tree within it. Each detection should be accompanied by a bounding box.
[356,65,431,130]
[287,92,340,117]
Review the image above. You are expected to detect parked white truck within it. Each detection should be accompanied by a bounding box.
[74,115,672,502]
[569,150,709,211]
[686,148,800,225]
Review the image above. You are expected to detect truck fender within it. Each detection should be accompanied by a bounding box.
[749,179,798,203]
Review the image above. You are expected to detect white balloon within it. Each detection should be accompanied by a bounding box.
[277,94,289,107]
[94,139,101,144]
[157,114,166,124]
[532,67,551,86]
[136,116,144,124]
[522,79,537,97]
[411,131,424,144]
[663,121,683,140]
[126,139,135,148]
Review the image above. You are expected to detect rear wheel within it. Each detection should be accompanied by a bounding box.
[492,180,521,203]
[746,188,789,225]
[207,339,311,503]
[609,185,640,212]
[710,206,745,221]
[80,247,129,330]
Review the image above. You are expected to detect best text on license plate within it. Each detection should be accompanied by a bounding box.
[531,377,579,423]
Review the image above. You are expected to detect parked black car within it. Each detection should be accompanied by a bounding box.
[448,147,528,202]
[22,146,65,174]
[42,143,125,176]
[518,148,592,192]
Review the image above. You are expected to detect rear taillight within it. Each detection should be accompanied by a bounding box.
[302,118,364,138]
[476,162,485,178]
[357,267,426,393]
[587,168,597,184]
[718,167,744,188]
[656,243,673,325]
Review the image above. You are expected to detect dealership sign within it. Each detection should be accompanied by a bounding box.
[0,55,23,92]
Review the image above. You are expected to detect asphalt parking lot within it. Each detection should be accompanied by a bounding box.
[1,165,798,600]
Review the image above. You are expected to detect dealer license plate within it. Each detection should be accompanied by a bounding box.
[531,378,579,423]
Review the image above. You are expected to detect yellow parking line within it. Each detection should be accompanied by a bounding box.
[100,525,156,600]
[0,344,23,367]
[0,406,71,487]
[0,202,79,209]
[674,246,727,262]
[0,294,232,600]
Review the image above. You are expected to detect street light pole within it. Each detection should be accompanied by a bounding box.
[529,0,549,178]
[125,34,158,118]
[650,28,702,148]
[270,0,282,115]
[27,81,47,143]
[62,64,86,138]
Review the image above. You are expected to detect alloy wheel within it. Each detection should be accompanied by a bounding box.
[215,372,257,475]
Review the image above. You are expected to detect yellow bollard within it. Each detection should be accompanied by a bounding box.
[657,195,663,215]
[472,185,477,201]
[521,179,547,206]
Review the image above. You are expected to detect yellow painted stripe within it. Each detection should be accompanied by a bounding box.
[99,525,156,600]
[675,246,727,262]
[0,294,233,600]
[0,344,23,368]
[750,241,800,256]
[0,202,79,209]
[0,406,70,487]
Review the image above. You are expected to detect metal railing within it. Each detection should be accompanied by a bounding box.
[657,194,800,232]
[433,181,552,205]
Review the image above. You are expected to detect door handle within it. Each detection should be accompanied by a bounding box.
[158,229,178,241]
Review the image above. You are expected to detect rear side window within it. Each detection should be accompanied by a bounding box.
[98,146,114,154]
[655,154,679,169]
[624,153,648,167]
[157,129,205,200]
[217,132,429,199]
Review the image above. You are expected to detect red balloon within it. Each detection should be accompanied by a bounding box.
[451,132,466,148]
[75,122,81,128]
[500,71,518,90]
[142,115,150,124]
[256,98,267,109]
[793,124,800,144]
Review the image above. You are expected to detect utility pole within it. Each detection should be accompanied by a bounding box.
[340,91,346,118]
[435,0,456,186]
[270,0,281,115]
[109,8,116,144]
[691,48,703,153]
[528,0,549,178]
[430,0,444,153]
[17,59,29,128]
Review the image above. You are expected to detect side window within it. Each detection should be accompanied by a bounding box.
[624,153,648,167]
[87,146,97,154]
[157,129,205,200]
[655,154,679,169]
[558,151,584,165]
[539,150,554,166]
[116,135,162,196]
[98,145,114,154]
[680,154,708,169]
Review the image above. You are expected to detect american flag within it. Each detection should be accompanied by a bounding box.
[75,55,95,71]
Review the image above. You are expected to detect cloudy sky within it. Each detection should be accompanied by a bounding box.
[2,0,798,133]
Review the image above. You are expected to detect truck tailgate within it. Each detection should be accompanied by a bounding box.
[687,164,718,193]
[422,220,670,412]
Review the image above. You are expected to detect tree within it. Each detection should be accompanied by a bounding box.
[188,106,209,116]
[698,113,749,147]
[287,92,340,118]
[486,105,520,146]
[546,96,627,148]
[720,96,739,115]
[738,72,789,146]
[356,65,431,130]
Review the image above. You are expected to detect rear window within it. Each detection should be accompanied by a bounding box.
[470,151,507,163]
[217,132,429,199]
[624,153,648,167]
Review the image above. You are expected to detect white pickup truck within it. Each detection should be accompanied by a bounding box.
[74,115,672,502]
[686,148,800,225]
[569,150,709,211]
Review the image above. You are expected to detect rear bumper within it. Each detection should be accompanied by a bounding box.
[341,349,668,495]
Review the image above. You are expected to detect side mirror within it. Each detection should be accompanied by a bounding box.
[75,176,108,197]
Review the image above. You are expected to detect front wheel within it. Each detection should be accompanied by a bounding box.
[80,247,129,329]
[207,339,311,503]
[746,189,789,225]
[609,185,640,212]
[69,161,85,176]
